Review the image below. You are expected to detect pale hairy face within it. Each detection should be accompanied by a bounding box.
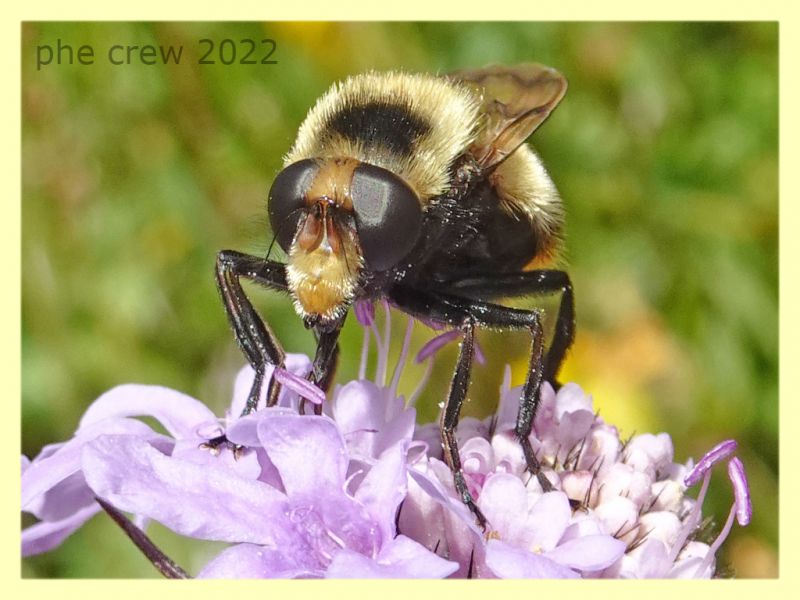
[285,207,362,325]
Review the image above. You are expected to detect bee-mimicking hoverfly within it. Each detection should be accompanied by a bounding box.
[216,64,574,528]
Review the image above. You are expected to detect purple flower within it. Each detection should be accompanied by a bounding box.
[22,354,455,578]
[22,304,752,578]
[398,350,752,578]
[398,376,627,577]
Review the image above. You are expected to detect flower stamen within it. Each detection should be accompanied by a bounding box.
[684,439,737,487]
[354,300,375,327]
[390,316,415,398]
[728,457,752,526]
[415,329,461,363]
[669,469,711,563]
[273,367,325,405]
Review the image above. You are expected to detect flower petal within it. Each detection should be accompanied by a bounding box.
[229,355,313,418]
[526,491,572,551]
[25,471,95,521]
[226,408,295,447]
[82,434,291,544]
[560,515,604,542]
[230,365,265,419]
[406,463,485,577]
[543,534,626,571]
[326,535,458,578]
[198,543,322,579]
[78,384,218,440]
[171,438,263,481]
[477,473,528,542]
[576,424,621,472]
[637,511,682,546]
[670,541,714,578]
[553,410,595,457]
[22,418,171,511]
[485,539,578,579]
[397,468,447,554]
[257,415,347,497]
[407,466,482,538]
[624,433,674,476]
[494,366,518,429]
[553,383,593,418]
[374,407,417,458]
[532,382,559,435]
[332,380,385,456]
[609,537,671,578]
[354,444,407,540]
[596,462,653,509]
[22,503,101,557]
[594,496,640,543]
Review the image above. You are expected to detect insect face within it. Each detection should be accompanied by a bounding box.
[269,156,423,326]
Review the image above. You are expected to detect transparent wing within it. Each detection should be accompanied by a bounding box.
[448,64,567,170]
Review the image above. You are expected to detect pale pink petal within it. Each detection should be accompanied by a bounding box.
[485,539,578,579]
[82,434,290,544]
[22,418,171,511]
[257,415,347,497]
[197,543,322,578]
[22,503,101,557]
[78,384,218,439]
[525,491,572,551]
[543,534,626,571]
[354,444,407,540]
[326,535,458,578]
[477,473,528,542]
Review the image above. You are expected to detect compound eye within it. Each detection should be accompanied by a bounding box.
[350,164,422,272]
[268,159,318,252]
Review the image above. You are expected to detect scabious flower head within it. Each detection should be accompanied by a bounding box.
[22,354,455,578]
[22,303,751,578]
[400,367,750,578]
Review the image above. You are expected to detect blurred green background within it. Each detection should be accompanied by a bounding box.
[21,22,778,577]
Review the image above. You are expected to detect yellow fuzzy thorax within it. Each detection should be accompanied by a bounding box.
[285,70,480,201]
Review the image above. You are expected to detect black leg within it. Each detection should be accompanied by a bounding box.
[441,269,575,386]
[442,321,487,528]
[216,250,289,416]
[316,341,340,394]
[310,318,345,389]
[303,321,344,415]
[453,294,555,493]
[390,285,556,527]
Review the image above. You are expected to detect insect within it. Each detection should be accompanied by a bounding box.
[216,64,574,528]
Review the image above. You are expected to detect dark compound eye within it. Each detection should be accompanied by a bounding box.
[268,159,318,252]
[350,163,422,271]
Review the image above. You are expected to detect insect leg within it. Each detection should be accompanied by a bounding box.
[388,286,488,526]
[216,250,288,415]
[535,270,574,386]
[442,269,575,386]
[316,340,340,393]
[452,296,554,493]
[442,320,488,527]
[305,321,344,415]
[390,285,555,514]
